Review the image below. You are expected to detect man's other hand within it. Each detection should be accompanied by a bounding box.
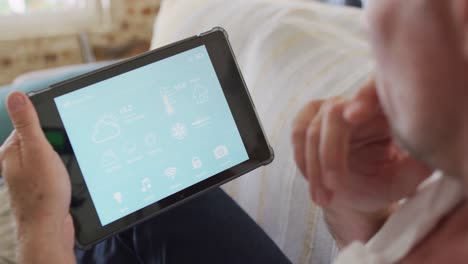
[291,80,433,246]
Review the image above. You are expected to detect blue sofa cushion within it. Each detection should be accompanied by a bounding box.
[0,62,112,143]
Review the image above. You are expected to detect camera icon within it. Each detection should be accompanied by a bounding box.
[213,145,229,159]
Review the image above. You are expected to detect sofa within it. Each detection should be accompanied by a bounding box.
[0,1,372,263]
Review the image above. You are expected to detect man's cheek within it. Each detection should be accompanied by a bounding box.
[374,74,395,121]
[366,0,406,45]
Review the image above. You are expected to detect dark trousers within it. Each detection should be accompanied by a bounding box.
[75,188,291,264]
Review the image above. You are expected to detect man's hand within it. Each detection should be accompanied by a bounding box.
[0,92,75,263]
[292,80,433,246]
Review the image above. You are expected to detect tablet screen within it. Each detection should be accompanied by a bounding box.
[54,45,249,226]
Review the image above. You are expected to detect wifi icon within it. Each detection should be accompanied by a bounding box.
[164,167,177,180]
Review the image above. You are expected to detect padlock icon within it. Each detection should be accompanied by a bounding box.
[192,157,202,169]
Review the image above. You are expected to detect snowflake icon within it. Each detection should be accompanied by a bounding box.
[171,123,187,140]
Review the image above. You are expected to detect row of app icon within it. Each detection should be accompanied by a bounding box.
[92,114,192,145]
[103,143,229,170]
[114,145,229,204]
[112,145,230,205]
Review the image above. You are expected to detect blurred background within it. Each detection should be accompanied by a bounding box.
[0,0,362,86]
[0,0,160,86]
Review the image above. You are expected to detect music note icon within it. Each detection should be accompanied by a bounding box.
[141,178,152,193]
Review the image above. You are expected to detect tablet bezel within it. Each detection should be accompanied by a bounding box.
[30,28,273,249]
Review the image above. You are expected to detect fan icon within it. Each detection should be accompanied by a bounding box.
[171,123,187,140]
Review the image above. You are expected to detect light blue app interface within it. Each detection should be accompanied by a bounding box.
[55,46,249,226]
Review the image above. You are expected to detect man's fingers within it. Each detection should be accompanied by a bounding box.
[6,92,45,143]
[344,79,383,125]
[320,101,350,190]
[292,100,323,179]
[305,118,332,206]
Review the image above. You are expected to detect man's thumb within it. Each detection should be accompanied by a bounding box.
[6,92,44,141]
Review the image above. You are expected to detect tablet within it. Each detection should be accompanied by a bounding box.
[29,28,273,249]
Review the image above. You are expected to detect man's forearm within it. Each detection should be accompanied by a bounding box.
[17,225,75,264]
[324,206,392,248]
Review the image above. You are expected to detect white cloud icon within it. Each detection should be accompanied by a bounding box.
[92,115,121,144]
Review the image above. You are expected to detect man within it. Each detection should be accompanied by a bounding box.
[2,0,468,263]
[292,0,468,262]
